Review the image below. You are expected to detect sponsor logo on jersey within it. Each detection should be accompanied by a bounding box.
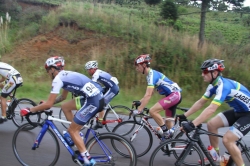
[67,85,80,90]
[233,92,250,106]
[100,78,113,87]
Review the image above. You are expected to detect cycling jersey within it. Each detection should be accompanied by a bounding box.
[0,62,20,79]
[147,69,181,96]
[0,62,23,97]
[91,69,119,104]
[92,69,119,89]
[51,70,100,97]
[203,76,250,112]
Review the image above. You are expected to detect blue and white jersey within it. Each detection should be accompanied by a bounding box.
[92,69,119,89]
[203,76,250,112]
[51,70,100,97]
[147,69,181,96]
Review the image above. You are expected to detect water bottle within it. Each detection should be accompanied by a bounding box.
[220,153,230,166]
[79,131,84,141]
[155,127,163,136]
[6,100,11,106]
[207,145,219,161]
[63,131,74,146]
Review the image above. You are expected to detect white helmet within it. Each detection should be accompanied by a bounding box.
[45,56,65,70]
[85,61,98,70]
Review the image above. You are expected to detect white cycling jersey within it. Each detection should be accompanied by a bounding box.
[0,62,20,79]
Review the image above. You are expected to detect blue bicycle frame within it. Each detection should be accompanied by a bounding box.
[31,117,113,163]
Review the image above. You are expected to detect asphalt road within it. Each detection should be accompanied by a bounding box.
[0,107,249,166]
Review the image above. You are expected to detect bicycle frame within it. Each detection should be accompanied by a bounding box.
[131,115,178,141]
[175,126,248,166]
[33,115,114,164]
[99,104,122,125]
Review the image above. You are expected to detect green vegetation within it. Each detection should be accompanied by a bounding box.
[0,1,249,121]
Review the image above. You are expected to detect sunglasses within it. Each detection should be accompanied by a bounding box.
[202,70,209,74]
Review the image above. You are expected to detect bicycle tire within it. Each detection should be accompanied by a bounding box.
[227,139,250,165]
[103,105,131,132]
[11,98,40,129]
[149,139,204,166]
[112,120,153,157]
[12,123,60,166]
[86,132,137,166]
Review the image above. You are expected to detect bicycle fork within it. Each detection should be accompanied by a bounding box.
[130,123,145,141]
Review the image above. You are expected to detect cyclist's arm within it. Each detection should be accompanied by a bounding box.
[30,93,57,113]
[138,87,154,112]
[184,97,207,117]
[54,89,68,104]
[192,103,219,126]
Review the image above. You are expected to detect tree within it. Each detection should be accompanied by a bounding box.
[144,0,161,6]
[192,0,245,48]
[218,2,228,11]
[160,0,178,22]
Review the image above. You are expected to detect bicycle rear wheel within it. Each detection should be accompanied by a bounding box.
[12,123,60,166]
[112,120,153,157]
[11,98,40,129]
[86,132,137,166]
[149,139,204,166]
[103,105,131,132]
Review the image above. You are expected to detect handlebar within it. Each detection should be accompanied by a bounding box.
[22,110,52,126]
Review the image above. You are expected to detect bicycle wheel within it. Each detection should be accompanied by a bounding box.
[149,139,204,166]
[103,105,131,132]
[86,132,137,166]
[112,120,153,157]
[11,98,40,128]
[12,123,60,166]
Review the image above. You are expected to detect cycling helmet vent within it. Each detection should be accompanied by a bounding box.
[85,61,98,70]
[200,59,225,72]
[45,56,65,70]
[134,54,151,66]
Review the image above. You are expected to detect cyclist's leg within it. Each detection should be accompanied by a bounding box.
[71,94,104,164]
[150,92,181,131]
[94,85,119,129]
[223,112,250,166]
[61,97,78,122]
[0,76,18,122]
[208,109,234,154]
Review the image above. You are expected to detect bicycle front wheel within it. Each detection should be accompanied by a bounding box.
[86,132,137,166]
[11,98,40,128]
[112,120,153,157]
[103,105,131,132]
[149,139,204,166]
[12,123,60,166]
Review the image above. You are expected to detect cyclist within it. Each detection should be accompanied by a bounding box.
[179,59,249,166]
[133,54,182,140]
[0,62,23,123]
[85,60,119,130]
[20,56,104,166]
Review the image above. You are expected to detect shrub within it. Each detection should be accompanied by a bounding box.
[160,0,178,23]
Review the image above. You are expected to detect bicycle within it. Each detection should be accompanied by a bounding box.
[12,109,137,166]
[149,122,250,166]
[2,84,40,128]
[112,102,188,157]
[59,103,132,132]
